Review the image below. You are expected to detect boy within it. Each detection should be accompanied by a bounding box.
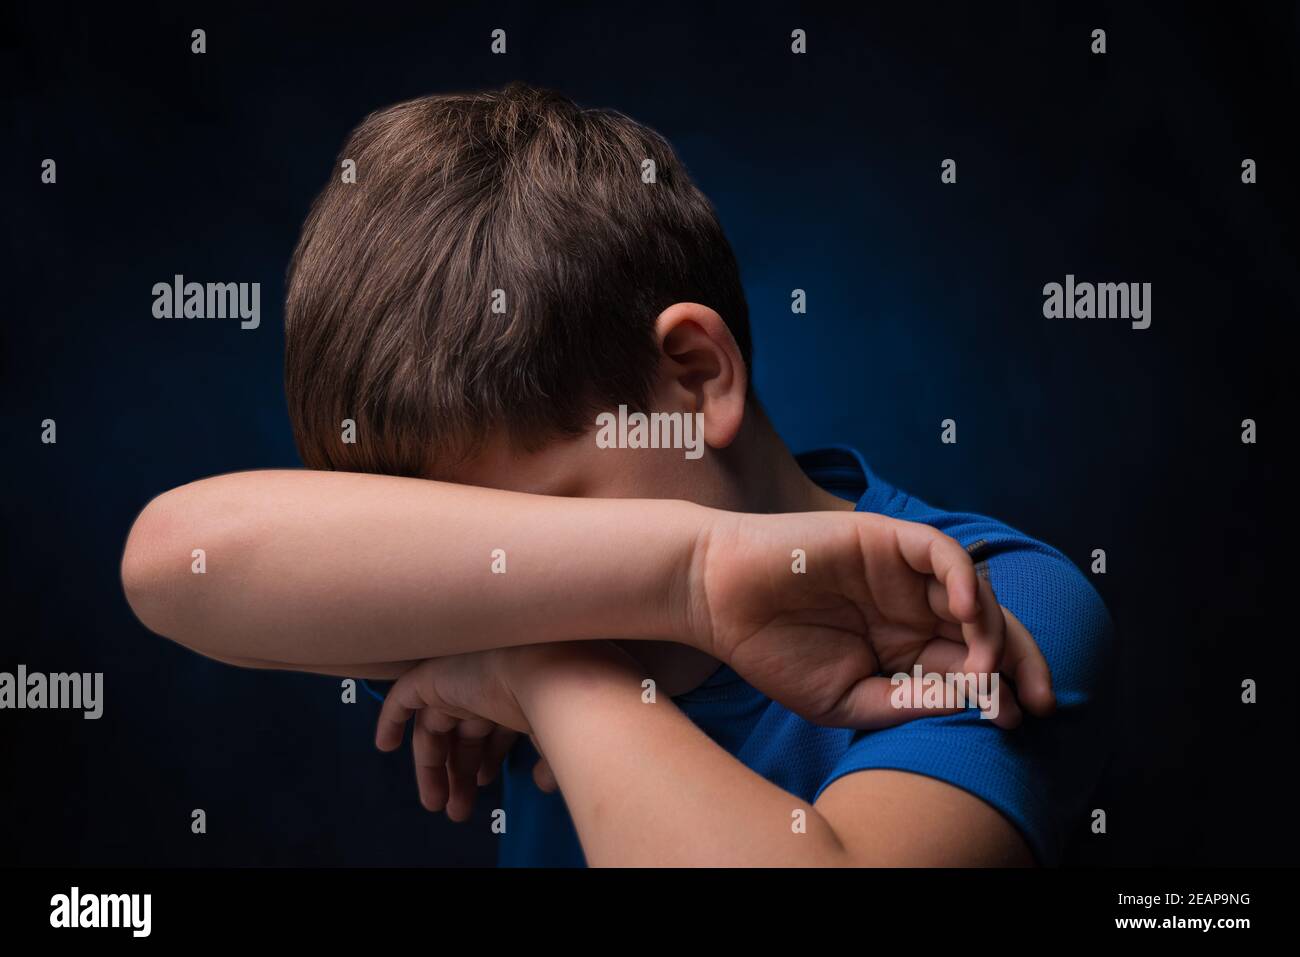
[121,83,1113,866]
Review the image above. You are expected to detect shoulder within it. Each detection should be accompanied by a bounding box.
[821,481,1118,863]
[872,483,1115,689]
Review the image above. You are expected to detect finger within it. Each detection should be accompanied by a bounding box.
[376,661,438,751]
[959,576,1005,680]
[527,734,559,793]
[532,756,558,794]
[946,605,1055,717]
[477,727,518,787]
[446,718,494,822]
[988,667,1022,729]
[998,605,1055,716]
[421,703,458,735]
[913,636,1020,729]
[412,722,449,813]
[821,673,963,729]
[927,577,960,623]
[893,521,980,623]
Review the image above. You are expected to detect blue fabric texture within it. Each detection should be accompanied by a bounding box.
[492,446,1115,866]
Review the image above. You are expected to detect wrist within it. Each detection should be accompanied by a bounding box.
[567,496,715,649]
[648,498,718,652]
[678,505,743,658]
[506,641,640,723]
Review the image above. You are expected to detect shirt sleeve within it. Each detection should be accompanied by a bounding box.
[813,521,1116,865]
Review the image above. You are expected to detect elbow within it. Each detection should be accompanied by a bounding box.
[121,487,203,645]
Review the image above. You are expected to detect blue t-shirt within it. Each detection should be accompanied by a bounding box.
[496,446,1116,866]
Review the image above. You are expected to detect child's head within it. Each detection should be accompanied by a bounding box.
[285,83,756,498]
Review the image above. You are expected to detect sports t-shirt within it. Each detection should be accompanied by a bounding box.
[494,446,1116,866]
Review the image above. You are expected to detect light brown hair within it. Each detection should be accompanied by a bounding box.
[284,82,751,477]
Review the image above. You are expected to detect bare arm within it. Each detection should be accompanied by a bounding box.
[126,468,1050,727]
[379,642,1034,865]
[516,646,1031,865]
[121,469,700,668]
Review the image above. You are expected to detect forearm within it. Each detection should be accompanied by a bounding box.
[517,648,852,866]
[122,469,705,667]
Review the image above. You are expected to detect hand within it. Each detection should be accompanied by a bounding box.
[374,649,529,818]
[374,645,594,817]
[688,510,1055,728]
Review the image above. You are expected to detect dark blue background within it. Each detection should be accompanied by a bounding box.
[2,1,1293,866]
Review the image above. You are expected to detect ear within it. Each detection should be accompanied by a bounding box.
[652,302,748,449]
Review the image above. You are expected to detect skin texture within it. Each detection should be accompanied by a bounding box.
[377,642,1036,866]
[122,301,1053,864]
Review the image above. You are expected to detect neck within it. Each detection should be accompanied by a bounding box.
[704,400,856,515]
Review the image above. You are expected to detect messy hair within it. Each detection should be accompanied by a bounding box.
[284,82,750,476]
